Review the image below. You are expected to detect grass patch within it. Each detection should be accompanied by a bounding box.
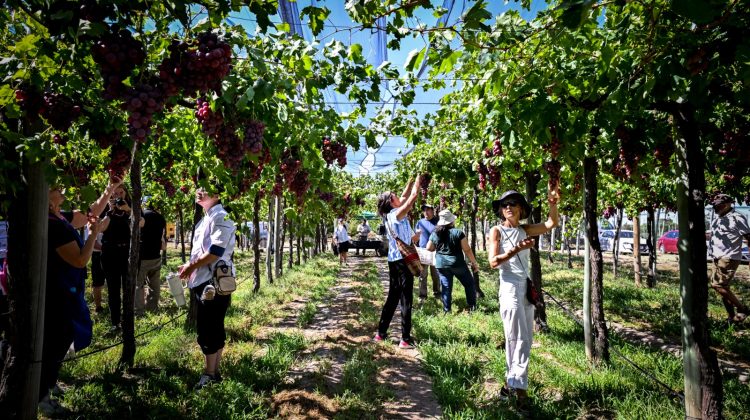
[59,249,339,418]
[336,347,393,419]
[353,262,383,328]
[381,251,750,419]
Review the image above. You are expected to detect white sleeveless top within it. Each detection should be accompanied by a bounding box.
[497,225,529,284]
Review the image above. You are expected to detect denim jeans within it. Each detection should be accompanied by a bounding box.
[437,265,476,312]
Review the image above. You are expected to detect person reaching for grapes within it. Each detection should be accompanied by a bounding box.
[40,174,122,416]
[487,186,559,414]
[374,175,422,349]
[99,184,144,333]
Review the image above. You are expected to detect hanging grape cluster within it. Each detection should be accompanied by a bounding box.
[317,189,334,202]
[195,98,224,137]
[14,88,82,131]
[106,143,131,179]
[243,120,265,156]
[602,205,616,219]
[544,126,561,159]
[91,29,146,100]
[41,92,81,131]
[122,82,167,142]
[321,137,347,168]
[543,159,561,190]
[159,32,232,96]
[279,149,310,203]
[613,125,641,180]
[420,173,432,197]
[478,138,503,190]
[716,129,749,191]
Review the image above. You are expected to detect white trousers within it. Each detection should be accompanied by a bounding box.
[499,279,535,390]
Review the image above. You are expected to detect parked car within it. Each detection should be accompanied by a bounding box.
[599,230,649,254]
[657,230,679,254]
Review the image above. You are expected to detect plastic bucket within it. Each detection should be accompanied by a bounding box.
[166,273,186,307]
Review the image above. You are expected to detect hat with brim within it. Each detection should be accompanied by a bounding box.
[421,203,434,211]
[492,190,532,219]
[437,209,457,226]
[710,193,732,207]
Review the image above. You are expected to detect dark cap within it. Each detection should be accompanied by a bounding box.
[421,203,434,210]
[492,190,532,219]
[710,193,732,206]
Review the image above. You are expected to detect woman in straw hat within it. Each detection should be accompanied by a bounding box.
[488,188,559,412]
[425,209,479,313]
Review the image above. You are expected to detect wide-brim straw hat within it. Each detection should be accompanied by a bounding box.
[492,190,532,219]
[437,209,457,226]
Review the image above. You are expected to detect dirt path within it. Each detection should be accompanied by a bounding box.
[267,256,442,419]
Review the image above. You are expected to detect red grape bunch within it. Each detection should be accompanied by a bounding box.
[195,98,224,138]
[545,126,561,159]
[152,175,177,197]
[40,92,81,131]
[121,82,167,142]
[171,32,232,96]
[91,29,146,100]
[213,125,244,173]
[440,196,447,208]
[280,149,302,186]
[106,142,131,179]
[420,173,432,197]
[317,189,334,202]
[243,120,265,156]
[602,205,616,219]
[543,159,561,190]
[91,127,122,149]
[14,87,44,116]
[613,125,641,180]
[289,170,311,205]
[321,137,347,167]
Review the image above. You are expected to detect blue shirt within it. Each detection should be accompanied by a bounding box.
[416,217,438,247]
[385,209,414,262]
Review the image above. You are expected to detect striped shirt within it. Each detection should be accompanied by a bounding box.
[385,209,414,262]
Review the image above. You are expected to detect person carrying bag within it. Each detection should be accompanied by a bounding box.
[373,175,423,350]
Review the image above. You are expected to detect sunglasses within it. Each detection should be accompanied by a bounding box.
[501,200,520,208]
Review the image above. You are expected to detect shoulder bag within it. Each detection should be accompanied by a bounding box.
[213,260,236,295]
[384,216,422,276]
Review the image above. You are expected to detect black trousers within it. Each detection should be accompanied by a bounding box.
[377,260,414,341]
[101,247,129,326]
[192,282,231,355]
[39,304,73,399]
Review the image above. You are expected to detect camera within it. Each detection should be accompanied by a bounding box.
[115,198,126,207]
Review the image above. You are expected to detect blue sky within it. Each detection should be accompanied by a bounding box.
[220,1,550,176]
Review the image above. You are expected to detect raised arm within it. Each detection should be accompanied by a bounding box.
[395,174,422,221]
[523,189,560,237]
[399,177,414,202]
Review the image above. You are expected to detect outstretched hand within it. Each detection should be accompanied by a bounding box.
[516,238,536,252]
[548,188,560,206]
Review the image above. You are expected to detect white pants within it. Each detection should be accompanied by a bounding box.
[499,279,535,390]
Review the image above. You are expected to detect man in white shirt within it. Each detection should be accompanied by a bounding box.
[179,183,235,389]
[355,219,371,256]
[709,194,750,324]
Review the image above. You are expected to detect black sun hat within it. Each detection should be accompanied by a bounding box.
[492,190,532,219]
